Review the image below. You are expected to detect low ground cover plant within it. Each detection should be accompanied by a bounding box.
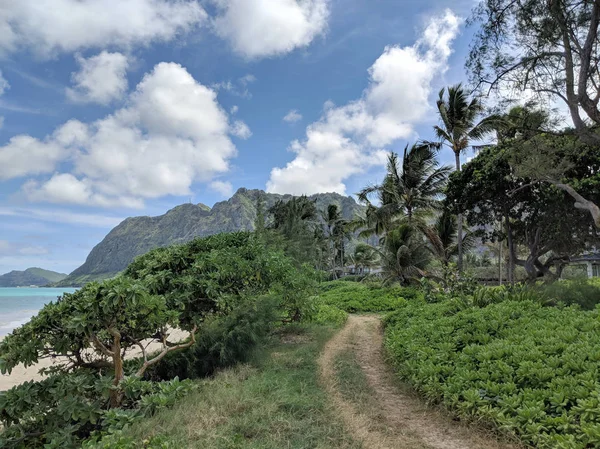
[384,297,600,448]
[317,280,421,312]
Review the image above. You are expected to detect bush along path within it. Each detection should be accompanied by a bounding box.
[318,315,518,449]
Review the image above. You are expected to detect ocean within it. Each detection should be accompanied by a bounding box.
[0,287,77,337]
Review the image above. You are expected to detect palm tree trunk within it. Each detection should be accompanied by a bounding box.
[455,151,464,273]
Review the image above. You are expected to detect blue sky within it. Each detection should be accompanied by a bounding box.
[0,0,482,274]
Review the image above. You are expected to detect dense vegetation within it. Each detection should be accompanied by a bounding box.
[384,292,600,448]
[0,232,325,448]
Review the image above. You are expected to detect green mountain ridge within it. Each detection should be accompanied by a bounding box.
[0,267,68,287]
[56,188,364,287]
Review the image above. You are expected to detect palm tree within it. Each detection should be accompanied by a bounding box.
[358,143,451,231]
[424,210,476,266]
[434,84,499,271]
[380,224,430,285]
[350,243,380,275]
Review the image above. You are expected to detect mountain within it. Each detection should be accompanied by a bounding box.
[56,189,364,287]
[0,267,68,287]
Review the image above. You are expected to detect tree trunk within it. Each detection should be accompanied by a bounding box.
[455,151,464,273]
[552,181,600,229]
[505,213,516,285]
[109,331,124,408]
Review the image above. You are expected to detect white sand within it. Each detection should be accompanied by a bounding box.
[0,329,191,391]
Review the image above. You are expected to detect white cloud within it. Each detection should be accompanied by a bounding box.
[0,240,48,257]
[230,105,239,114]
[209,180,234,197]
[0,207,124,227]
[0,70,9,95]
[0,70,8,127]
[0,0,207,57]
[283,109,302,123]
[267,10,461,195]
[66,52,129,105]
[212,0,329,59]
[231,120,252,139]
[0,134,71,180]
[0,62,246,207]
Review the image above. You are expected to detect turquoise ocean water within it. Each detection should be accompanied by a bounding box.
[0,288,77,336]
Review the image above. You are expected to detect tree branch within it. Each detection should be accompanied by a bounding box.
[135,326,197,377]
[551,181,600,228]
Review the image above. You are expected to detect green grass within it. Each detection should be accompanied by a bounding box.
[317,280,421,313]
[90,325,361,449]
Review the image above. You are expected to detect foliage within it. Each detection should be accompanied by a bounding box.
[384,298,600,448]
[145,297,281,381]
[358,145,451,228]
[537,280,600,310]
[380,224,431,285]
[0,373,194,449]
[0,231,316,448]
[311,302,349,327]
[468,0,600,146]
[317,280,421,313]
[446,143,598,281]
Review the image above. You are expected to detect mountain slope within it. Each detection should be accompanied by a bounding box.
[0,267,68,287]
[57,189,364,286]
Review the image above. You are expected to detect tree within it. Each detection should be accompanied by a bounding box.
[0,278,195,408]
[434,84,499,271]
[321,204,349,274]
[268,196,325,266]
[424,210,475,266]
[350,243,380,274]
[446,144,598,282]
[469,0,600,226]
[358,144,451,231]
[380,224,430,284]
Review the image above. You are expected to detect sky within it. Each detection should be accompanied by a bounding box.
[0,0,484,275]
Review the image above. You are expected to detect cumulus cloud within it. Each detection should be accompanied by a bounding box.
[267,10,461,195]
[211,0,329,59]
[209,180,234,197]
[0,0,206,57]
[283,109,302,123]
[0,63,246,208]
[66,52,129,105]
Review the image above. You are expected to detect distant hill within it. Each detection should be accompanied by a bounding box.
[56,188,364,287]
[0,267,68,287]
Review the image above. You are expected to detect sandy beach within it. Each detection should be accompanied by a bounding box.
[0,329,191,391]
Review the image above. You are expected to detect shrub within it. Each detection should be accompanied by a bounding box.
[317,280,420,313]
[384,299,600,448]
[310,302,348,326]
[145,297,280,381]
[538,279,600,310]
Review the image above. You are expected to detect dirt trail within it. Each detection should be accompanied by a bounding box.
[318,315,518,449]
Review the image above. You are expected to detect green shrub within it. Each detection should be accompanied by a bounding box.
[310,302,348,326]
[317,280,420,312]
[538,280,600,310]
[145,297,280,381]
[0,373,194,449]
[384,299,600,448]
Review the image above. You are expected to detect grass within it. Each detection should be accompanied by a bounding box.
[91,325,361,449]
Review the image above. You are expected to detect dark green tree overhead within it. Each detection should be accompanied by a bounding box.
[446,144,599,281]
[469,0,600,227]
